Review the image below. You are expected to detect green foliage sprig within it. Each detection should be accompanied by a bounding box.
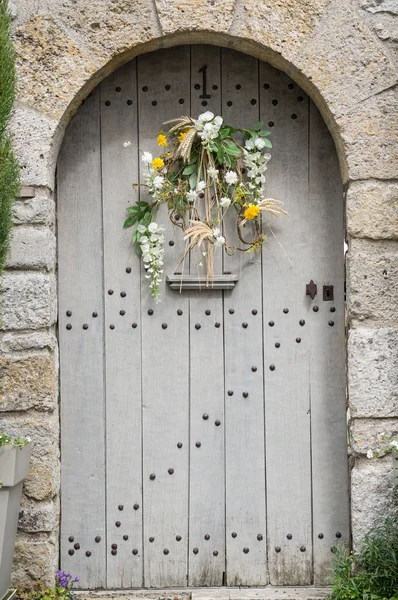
[0,430,30,449]
[329,517,398,600]
[0,0,20,276]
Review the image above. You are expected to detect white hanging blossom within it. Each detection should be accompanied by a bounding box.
[225,170,238,185]
[220,196,231,208]
[140,222,165,302]
[212,227,225,247]
[195,112,223,146]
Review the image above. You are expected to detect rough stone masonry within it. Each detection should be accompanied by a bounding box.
[0,0,397,588]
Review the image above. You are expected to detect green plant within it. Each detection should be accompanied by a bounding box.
[329,516,398,600]
[0,0,20,276]
[16,571,79,600]
[0,430,30,449]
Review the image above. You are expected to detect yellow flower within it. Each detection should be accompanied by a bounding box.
[157,133,167,148]
[244,204,260,220]
[178,131,187,143]
[152,157,164,170]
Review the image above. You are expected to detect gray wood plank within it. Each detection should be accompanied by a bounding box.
[221,48,268,586]
[260,63,313,585]
[58,88,106,588]
[100,61,144,588]
[188,45,225,587]
[138,46,191,588]
[308,101,349,583]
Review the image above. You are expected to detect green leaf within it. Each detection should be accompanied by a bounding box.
[135,244,142,258]
[252,120,264,131]
[189,172,197,190]
[261,138,272,148]
[182,163,197,175]
[216,147,225,164]
[257,130,272,137]
[136,200,149,207]
[222,140,241,156]
[219,126,237,139]
[124,214,138,228]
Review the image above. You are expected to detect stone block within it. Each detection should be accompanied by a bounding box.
[6,227,56,271]
[350,417,398,456]
[347,180,398,240]
[347,239,398,323]
[13,191,55,226]
[351,456,397,545]
[348,327,398,417]
[157,0,235,34]
[295,2,397,115]
[18,501,57,533]
[0,272,57,331]
[337,88,398,180]
[10,106,60,190]
[0,355,57,412]
[11,537,57,587]
[0,330,57,354]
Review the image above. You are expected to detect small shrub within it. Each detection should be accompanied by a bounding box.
[329,516,398,600]
[16,571,79,600]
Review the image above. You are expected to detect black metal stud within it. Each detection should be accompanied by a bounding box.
[336,532,342,538]
[92,312,98,318]
[132,323,137,328]
[110,324,115,330]
[95,536,101,543]
[164,548,169,555]
[169,240,174,246]
[275,342,280,348]
[176,535,182,541]
[270,364,276,371]
[300,545,306,552]
[177,442,183,448]
[193,548,199,554]
[243,547,249,554]
[296,337,301,343]
[257,534,263,541]
[86,551,91,557]
[236,84,241,90]
[74,543,80,550]
[264,83,270,89]
[168,468,174,475]
[68,549,74,556]
[202,413,209,420]
[299,319,305,326]
[111,549,117,556]
[148,309,154,315]
[150,473,156,480]
[66,324,72,330]
[251,99,257,105]
[68,536,74,542]
[275,547,281,553]
[204,534,210,540]
[120,291,126,298]
[252,309,258,315]
[228,390,234,396]
[179,98,184,105]
[115,521,121,527]
[313,306,319,312]
[232,532,237,538]
[227,101,232,107]
[229,309,235,314]
[291,114,298,119]
[165,85,171,91]
[205,309,211,316]
[111,543,117,550]
[242,322,248,328]
[329,321,335,327]
[196,441,201,448]
[287,534,292,540]
[318,533,324,539]
[142,86,148,92]
[149,537,154,542]
[330,307,336,313]
[283,308,289,314]
[132,549,138,555]
[134,504,139,510]
[105,101,111,107]
[126,267,131,273]
[195,323,201,330]
[213,550,219,556]
[162,323,168,329]
[108,289,114,295]
[215,322,221,328]
[66,310,72,317]
[252,366,257,372]
[127,99,133,106]
[120,310,125,316]
[118,505,124,511]
[215,420,221,427]
[177,309,183,316]
[268,121,274,127]
[243,392,249,398]
[152,101,157,106]
[269,321,275,327]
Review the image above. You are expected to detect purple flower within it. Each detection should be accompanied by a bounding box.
[56,570,79,589]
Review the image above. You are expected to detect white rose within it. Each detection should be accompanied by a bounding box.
[220,196,231,208]
[148,222,160,233]
[245,139,255,150]
[199,111,214,122]
[264,153,272,161]
[153,175,164,189]
[255,138,266,150]
[225,171,238,185]
[214,116,223,127]
[142,151,153,164]
[137,225,147,234]
[187,190,197,203]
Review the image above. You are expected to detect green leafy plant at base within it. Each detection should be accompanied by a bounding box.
[16,571,79,600]
[0,0,20,276]
[329,516,398,600]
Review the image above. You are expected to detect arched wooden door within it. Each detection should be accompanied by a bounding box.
[57,45,349,589]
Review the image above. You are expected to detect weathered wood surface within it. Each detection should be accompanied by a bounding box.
[58,45,348,589]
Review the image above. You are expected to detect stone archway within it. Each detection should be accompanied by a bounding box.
[3,0,397,589]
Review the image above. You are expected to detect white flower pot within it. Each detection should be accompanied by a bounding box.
[0,444,31,600]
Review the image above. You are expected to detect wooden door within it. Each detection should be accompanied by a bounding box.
[57,45,349,589]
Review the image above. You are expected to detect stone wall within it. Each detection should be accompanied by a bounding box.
[1,0,397,589]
